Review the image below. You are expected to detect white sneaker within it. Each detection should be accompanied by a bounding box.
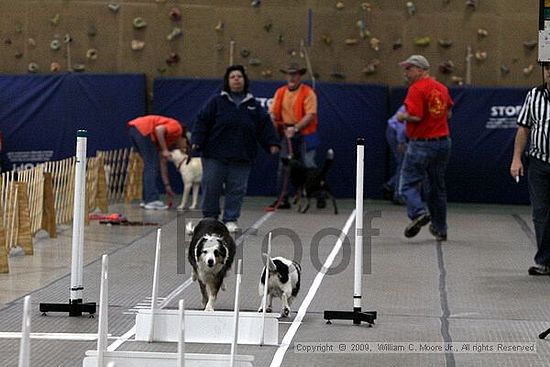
[139,201,145,208]
[144,200,168,210]
[225,221,240,233]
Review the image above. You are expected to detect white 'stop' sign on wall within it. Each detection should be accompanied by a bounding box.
[485,105,523,129]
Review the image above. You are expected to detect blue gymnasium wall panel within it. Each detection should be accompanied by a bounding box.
[389,86,530,205]
[0,74,146,171]
[153,78,389,199]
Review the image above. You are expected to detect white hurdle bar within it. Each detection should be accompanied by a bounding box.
[18,295,31,367]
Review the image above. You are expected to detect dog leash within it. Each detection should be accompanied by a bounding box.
[265,135,293,212]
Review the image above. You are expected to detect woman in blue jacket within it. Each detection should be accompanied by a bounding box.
[191,65,280,232]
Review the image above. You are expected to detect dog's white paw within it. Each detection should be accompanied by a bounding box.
[204,305,214,312]
[189,204,197,210]
[177,204,185,211]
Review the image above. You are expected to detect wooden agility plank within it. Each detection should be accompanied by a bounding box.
[124,151,143,204]
[41,172,56,238]
[95,155,108,213]
[0,225,7,273]
[6,178,17,254]
[15,182,33,255]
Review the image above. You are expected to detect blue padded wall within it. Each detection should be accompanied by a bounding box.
[0,73,146,171]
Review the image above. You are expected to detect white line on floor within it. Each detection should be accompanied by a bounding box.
[107,211,274,352]
[269,209,356,367]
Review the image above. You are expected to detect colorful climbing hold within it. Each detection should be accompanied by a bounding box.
[86,49,98,60]
[413,36,431,47]
[108,3,120,13]
[50,39,61,51]
[169,7,182,21]
[438,39,453,48]
[406,2,416,16]
[133,17,147,29]
[167,27,183,41]
[28,62,39,73]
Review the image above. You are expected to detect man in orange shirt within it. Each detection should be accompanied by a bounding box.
[269,62,320,209]
[128,115,187,210]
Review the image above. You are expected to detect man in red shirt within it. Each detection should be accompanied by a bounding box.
[397,55,453,241]
[128,115,187,210]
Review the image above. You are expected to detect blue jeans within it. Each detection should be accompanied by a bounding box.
[129,127,160,203]
[385,126,405,200]
[201,158,251,223]
[527,157,550,266]
[399,138,451,234]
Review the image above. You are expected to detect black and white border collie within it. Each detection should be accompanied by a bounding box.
[188,218,236,311]
[258,255,301,318]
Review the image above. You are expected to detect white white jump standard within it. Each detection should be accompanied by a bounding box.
[148,228,163,342]
[40,130,96,317]
[324,137,377,325]
[259,234,272,346]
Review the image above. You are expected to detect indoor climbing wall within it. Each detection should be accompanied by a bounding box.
[0,0,541,86]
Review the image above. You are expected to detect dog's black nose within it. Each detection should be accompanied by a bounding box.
[207,259,214,267]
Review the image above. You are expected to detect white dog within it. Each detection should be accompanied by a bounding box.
[169,149,202,210]
[258,255,301,317]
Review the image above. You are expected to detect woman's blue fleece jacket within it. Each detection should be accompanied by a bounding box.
[191,91,280,163]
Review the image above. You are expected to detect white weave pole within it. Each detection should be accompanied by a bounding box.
[176,299,185,367]
[18,295,31,367]
[353,138,364,319]
[97,254,109,367]
[230,259,243,367]
[259,233,272,346]
[148,228,162,342]
[70,130,87,305]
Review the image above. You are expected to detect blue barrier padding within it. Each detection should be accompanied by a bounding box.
[0,73,146,171]
[153,78,389,199]
[1,73,531,205]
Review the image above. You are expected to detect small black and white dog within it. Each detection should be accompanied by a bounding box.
[188,218,236,311]
[258,255,301,318]
[286,148,338,214]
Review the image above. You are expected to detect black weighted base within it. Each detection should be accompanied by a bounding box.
[324,308,377,325]
[39,299,96,317]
